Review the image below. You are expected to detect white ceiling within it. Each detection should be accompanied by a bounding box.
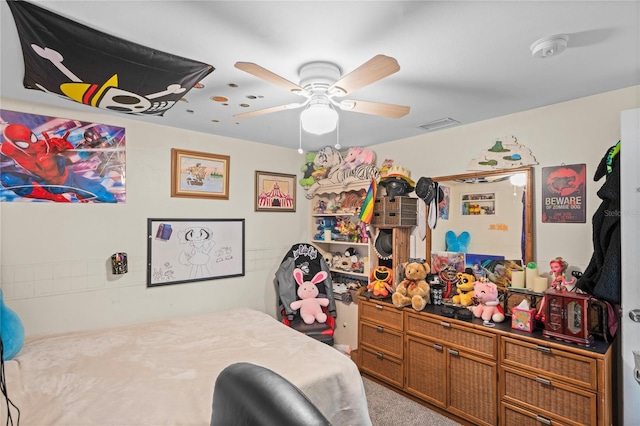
[1,1,639,152]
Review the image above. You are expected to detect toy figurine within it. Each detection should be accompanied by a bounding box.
[549,257,576,292]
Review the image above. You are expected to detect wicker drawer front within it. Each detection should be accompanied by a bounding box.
[360,346,403,388]
[372,197,417,226]
[501,402,572,426]
[501,337,596,390]
[406,313,496,358]
[360,300,403,330]
[502,367,596,425]
[448,351,497,426]
[406,337,446,407]
[360,321,404,358]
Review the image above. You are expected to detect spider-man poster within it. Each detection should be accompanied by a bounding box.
[541,164,587,223]
[0,109,126,203]
[7,0,213,117]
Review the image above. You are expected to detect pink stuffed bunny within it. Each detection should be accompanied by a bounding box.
[290,268,329,324]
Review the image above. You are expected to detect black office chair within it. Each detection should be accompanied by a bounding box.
[210,362,331,426]
[275,243,337,345]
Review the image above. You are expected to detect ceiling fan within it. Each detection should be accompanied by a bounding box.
[233,55,410,135]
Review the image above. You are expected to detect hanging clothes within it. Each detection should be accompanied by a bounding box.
[576,142,621,305]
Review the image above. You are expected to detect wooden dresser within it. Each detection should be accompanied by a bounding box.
[357,297,614,426]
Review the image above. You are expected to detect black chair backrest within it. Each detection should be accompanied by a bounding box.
[210,362,332,426]
[275,243,336,319]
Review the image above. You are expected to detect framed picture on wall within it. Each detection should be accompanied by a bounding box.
[171,148,230,199]
[147,218,245,287]
[254,171,296,212]
[541,164,586,223]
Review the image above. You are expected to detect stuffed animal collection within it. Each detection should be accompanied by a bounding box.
[392,260,431,311]
[472,278,505,323]
[290,268,330,325]
[368,265,394,298]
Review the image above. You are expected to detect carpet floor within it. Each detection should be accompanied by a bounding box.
[362,377,462,426]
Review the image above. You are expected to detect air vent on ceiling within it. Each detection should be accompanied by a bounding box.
[418,117,460,132]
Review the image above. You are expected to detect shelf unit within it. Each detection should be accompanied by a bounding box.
[461,192,496,215]
[309,181,373,282]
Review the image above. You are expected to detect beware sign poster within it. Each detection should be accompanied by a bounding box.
[541,164,587,223]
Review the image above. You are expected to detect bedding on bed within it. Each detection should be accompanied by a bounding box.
[2,307,371,425]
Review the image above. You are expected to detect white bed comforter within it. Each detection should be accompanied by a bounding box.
[4,307,371,426]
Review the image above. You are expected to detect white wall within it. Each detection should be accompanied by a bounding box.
[0,98,309,336]
[373,85,640,279]
[2,85,638,337]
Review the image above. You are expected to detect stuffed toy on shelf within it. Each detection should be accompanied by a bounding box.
[392,260,431,311]
[368,266,394,298]
[472,278,505,323]
[452,268,476,306]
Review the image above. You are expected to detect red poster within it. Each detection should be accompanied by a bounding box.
[541,164,587,223]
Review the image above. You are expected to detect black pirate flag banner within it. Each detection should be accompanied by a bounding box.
[7,0,214,116]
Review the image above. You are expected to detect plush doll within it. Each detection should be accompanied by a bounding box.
[445,230,471,253]
[392,261,431,311]
[299,152,319,188]
[472,278,505,323]
[452,269,476,306]
[290,268,330,325]
[368,266,394,298]
[0,289,25,360]
[342,147,375,170]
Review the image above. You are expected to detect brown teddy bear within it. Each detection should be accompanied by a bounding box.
[392,260,431,311]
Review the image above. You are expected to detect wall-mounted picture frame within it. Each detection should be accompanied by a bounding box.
[171,148,230,199]
[147,218,245,287]
[255,171,296,212]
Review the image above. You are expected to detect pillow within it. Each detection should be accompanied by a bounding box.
[0,289,25,360]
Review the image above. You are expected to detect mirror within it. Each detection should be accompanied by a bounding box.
[425,167,533,267]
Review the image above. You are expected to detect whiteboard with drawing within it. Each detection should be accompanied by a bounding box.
[147,218,245,286]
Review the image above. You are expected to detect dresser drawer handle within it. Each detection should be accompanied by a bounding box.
[433,344,443,352]
[440,321,451,328]
[376,326,384,332]
[536,345,552,354]
[376,352,384,360]
[535,415,552,425]
[535,377,551,386]
[448,349,459,356]
[375,304,384,310]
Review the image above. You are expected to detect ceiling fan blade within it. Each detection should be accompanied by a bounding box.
[235,62,310,97]
[233,102,305,119]
[328,55,400,96]
[341,100,410,118]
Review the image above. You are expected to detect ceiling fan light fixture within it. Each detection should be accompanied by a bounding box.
[300,103,338,135]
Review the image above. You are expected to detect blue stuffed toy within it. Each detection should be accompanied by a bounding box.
[445,230,471,253]
[0,289,25,361]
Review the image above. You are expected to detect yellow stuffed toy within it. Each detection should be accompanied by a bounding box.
[368,266,394,298]
[452,269,476,306]
[392,260,431,311]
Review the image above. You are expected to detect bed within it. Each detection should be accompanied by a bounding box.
[3,307,372,425]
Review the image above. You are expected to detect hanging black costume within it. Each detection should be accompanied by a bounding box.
[576,142,621,305]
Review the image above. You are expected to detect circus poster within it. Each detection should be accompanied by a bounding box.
[255,171,296,212]
[541,164,587,223]
[0,109,125,203]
